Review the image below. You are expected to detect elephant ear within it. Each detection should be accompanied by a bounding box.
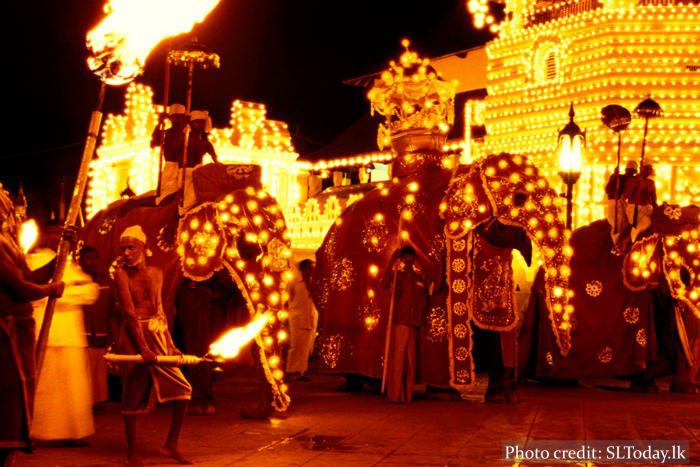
[479,153,574,355]
[661,228,700,319]
[622,234,662,291]
[651,203,700,236]
[442,163,492,238]
[176,202,225,281]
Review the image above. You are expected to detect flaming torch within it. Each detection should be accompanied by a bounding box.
[19,219,39,254]
[103,314,271,366]
[36,0,222,378]
[208,313,270,359]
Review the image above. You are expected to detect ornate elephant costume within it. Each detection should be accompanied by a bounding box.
[523,203,700,391]
[442,153,574,390]
[312,41,575,399]
[79,164,292,413]
[312,150,574,396]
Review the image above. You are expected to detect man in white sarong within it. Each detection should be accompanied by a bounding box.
[286,259,318,381]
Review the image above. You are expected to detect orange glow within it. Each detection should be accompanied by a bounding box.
[208,313,269,359]
[19,219,38,254]
[86,0,220,85]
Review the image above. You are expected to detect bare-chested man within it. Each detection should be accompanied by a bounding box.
[0,184,65,466]
[113,225,191,467]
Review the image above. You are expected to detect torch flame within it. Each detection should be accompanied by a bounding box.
[19,219,38,253]
[86,0,221,85]
[208,313,270,359]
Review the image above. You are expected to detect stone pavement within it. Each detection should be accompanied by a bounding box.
[15,369,700,466]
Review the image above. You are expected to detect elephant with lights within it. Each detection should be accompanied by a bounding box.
[521,203,700,393]
[79,164,292,416]
[312,142,575,401]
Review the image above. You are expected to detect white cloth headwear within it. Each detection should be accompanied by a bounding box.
[120,225,147,244]
[189,110,208,121]
[168,103,186,115]
[189,110,212,132]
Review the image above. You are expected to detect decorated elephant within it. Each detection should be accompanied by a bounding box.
[312,145,575,401]
[521,203,700,393]
[79,164,292,415]
[311,42,575,402]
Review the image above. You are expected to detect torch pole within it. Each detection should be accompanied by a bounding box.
[36,82,107,378]
[179,62,194,210]
[632,117,650,227]
[612,133,622,235]
[381,216,403,395]
[156,49,172,197]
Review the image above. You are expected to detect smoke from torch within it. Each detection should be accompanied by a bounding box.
[86,0,221,85]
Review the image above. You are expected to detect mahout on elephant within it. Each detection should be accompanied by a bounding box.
[79,163,292,418]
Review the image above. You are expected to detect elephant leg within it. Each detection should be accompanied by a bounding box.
[176,283,215,410]
[630,369,658,393]
[670,355,698,394]
[670,316,699,394]
[239,342,274,419]
[480,329,520,404]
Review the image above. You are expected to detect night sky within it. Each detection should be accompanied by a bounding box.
[2,0,493,221]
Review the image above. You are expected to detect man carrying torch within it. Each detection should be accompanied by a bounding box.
[113,225,192,466]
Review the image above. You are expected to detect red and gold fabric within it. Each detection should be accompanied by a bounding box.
[443,154,573,357]
[79,166,292,411]
[524,220,656,379]
[621,203,700,319]
[313,161,450,384]
[314,152,573,393]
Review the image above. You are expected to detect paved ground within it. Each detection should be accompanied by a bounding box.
[15,368,700,466]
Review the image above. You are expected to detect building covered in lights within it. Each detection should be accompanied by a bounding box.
[86,83,301,219]
[322,0,700,230]
[479,0,700,227]
[86,0,700,250]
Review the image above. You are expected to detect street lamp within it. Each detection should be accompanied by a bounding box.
[557,104,585,230]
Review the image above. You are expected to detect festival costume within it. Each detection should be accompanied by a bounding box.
[622,175,657,241]
[604,170,634,239]
[0,231,37,453]
[118,315,191,415]
[521,220,658,380]
[30,252,98,441]
[385,265,428,403]
[0,312,34,452]
[286,277,318,375]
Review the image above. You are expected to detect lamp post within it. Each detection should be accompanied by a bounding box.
[557,104,585,230]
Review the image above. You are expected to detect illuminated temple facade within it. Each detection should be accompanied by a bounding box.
[479,0,700,225]
[87,84,300,218]
[86,83,392,250]
[87,1,699,250]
